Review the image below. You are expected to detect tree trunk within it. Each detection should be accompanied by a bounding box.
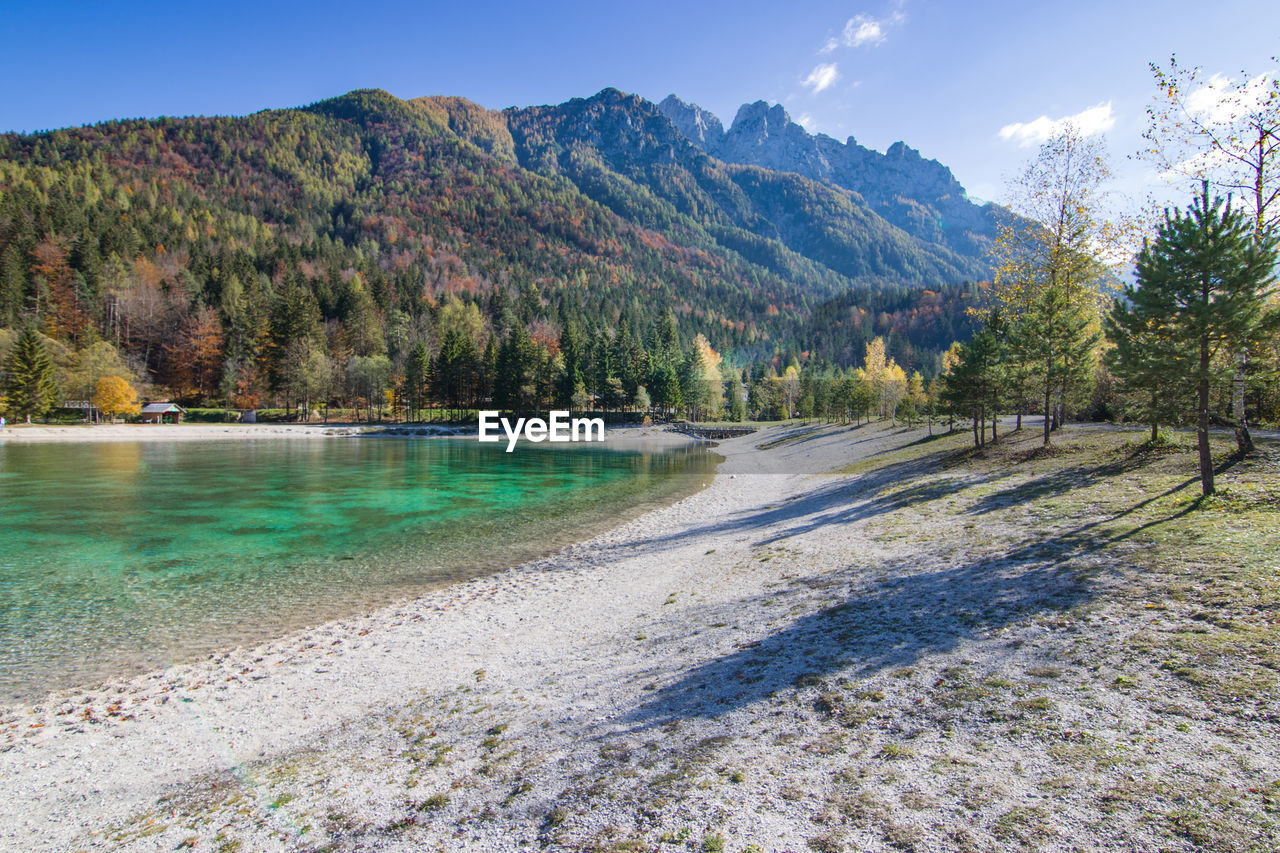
[1233,360,1253,454]
[1151,421,1158,444]
[1043,385,1052,445]
[991,413,998,443]
[1197,336,1215,496]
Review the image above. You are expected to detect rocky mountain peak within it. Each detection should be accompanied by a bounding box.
[657,95,725,146]
[653,94,998,252]
[885,140,921,161]
[728,100,796,141]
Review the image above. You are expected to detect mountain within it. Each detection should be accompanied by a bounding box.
[459,88,996,290]
[658,95,1002,259]
[0,87,994,408]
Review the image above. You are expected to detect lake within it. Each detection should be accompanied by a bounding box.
[0,437,717,703]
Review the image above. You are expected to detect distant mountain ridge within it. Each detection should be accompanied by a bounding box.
[0,86,991,385]
[657,94,1001,258]
[420,87,997,291]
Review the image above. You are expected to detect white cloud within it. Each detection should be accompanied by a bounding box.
[998,102,1116,147]
[796,113,815,130]
[803,63,841,94]
[844,15,886,47]
[1186,72,1274,124]
[822,7,907,52]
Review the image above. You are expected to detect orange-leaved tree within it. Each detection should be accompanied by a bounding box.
[93,376,141,422]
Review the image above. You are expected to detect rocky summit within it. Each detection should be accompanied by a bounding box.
[658,93,1001,256]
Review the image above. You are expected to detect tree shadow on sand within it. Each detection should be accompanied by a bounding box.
[619,479,1204,730]
[619,546,1092,729]
[599,445,1012,559]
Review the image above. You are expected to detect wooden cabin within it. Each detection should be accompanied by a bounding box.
[140,402,186,424]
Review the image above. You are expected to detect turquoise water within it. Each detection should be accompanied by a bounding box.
[0,437,716,703]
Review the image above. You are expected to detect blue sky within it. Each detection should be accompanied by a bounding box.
[2,0,1277,208]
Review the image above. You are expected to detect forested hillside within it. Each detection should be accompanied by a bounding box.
[0,87,995,418]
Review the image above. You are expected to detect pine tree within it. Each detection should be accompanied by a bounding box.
[556,322,584,408]
[1130,183,1279,495]
[493,323,534,412]
[433,325,479,414]
[1019,277,1101,442]
[2,326,60,422]
[404,341,430,420]
[0,245,27,327]
[1104,289,1194,443]
[942,322,1003,447]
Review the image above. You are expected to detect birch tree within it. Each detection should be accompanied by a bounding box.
[989,127,1111,444]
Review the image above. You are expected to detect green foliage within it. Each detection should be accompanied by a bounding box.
[2,326,59,420]
[1122,183,1279,494]
[0,87,1007,419]
[943,315,1005,445]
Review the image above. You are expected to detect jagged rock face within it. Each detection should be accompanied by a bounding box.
[657,95,1000,253]
[495,87,996,289]
[718,101,840,183]
[657,95,724,147]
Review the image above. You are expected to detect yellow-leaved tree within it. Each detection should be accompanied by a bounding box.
[987,126,1110,444]
[93,376,141,423]
[862,337,907,420]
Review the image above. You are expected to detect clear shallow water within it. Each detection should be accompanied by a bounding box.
[0,437,717,703]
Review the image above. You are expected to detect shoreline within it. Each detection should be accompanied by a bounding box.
[0,420,701,451]
[0,421,710,706]
[0,422,812,849]
[5,422,1272,851]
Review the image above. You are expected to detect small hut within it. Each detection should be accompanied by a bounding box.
[140,402,186,424]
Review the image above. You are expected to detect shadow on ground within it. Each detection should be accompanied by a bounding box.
[620,540,1094,728]
[621,464,1205,729]
[596,443,993,560]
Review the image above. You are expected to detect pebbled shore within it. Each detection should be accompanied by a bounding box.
[2,421,1277,852]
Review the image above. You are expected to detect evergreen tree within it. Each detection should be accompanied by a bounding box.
[493,323,534,411]
[1104,291,1194,442]
[0,245,27,327]
[942,323,1003,447]
[1019,275,1101,442]
[648,359,680,417]
[404,341,430,420]
[479,335,499,408]
[678,347,706,420]
[556,322,584,408]
[268,281,322,392]
[2,326,60,422]
[1129,183,1279,495]
[433,326,479,414]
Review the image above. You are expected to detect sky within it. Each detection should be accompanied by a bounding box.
[2,0,1278,211]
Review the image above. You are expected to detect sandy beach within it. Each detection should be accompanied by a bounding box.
[0,422,372,443]
[0,421,697,451]
[1,421,1276,851]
